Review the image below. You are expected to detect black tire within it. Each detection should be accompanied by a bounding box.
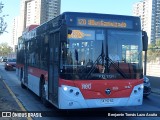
[143,93,150,98]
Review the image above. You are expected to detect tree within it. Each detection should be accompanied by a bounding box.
[156,38,160,47]
[0,1,7,35]
[0,42,13,56]
[147,39,160,62]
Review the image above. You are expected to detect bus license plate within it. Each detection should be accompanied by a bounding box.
[101,98,114,104]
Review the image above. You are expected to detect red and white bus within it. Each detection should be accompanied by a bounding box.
[16,12,148,109]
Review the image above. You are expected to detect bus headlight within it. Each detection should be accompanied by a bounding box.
[134,90,137,94]
[62,85,81,97]
[133,84,144,94]
[63,86,68,91]
[140,84,144,89]
[138,87,141,91]
[69,89,73,93]
[75,91,80,96]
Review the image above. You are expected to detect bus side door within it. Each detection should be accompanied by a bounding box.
[48,32,60,106]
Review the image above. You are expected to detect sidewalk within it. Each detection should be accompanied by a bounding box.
[0,75,28,120]
[147,76,160,95]
[0,76,21,111]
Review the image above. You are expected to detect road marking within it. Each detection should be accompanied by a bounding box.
[2,80,32,120]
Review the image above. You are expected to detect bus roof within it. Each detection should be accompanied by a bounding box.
[61,12,141,30]
[22,12,141,39]
[62,12,140,19]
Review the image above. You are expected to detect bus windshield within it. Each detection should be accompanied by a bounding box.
[108,30,142,64]
[60,28,143,80]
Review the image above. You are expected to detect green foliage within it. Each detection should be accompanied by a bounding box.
[156,39,160,47]
[148,43,155,48]
[0,42,13,56]
[0,2,7,35]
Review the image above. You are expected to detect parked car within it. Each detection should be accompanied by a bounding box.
[4,58,16,71]
[143,76,151,97]
[0,57,7,62]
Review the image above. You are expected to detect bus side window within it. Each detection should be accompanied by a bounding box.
[40,35,48,70]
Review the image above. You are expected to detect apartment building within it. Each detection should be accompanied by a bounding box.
[12,16,21,51]
[11,0,61,50]
[20,0,61,33]
[133,0,160,44]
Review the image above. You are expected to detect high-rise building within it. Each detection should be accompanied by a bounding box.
[12,16,21,51]
[20,0,61,33]
[133,0,160,44]
[12,0,61,51]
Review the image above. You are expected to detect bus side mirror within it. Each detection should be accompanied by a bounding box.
[142,31,148,51]
[68,29,72,35]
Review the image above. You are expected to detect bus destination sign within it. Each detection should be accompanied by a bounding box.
[77,18,133,29]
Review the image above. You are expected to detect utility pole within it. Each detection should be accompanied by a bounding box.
[144,50,147,76]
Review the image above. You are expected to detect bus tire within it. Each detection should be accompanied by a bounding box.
[40,76,50,107]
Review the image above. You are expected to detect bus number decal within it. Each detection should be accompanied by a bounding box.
[78,19,87,25]
[82,83,92,89]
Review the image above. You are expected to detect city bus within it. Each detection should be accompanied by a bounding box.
[16,12,148,109]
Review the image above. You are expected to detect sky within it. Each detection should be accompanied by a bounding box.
[0,0,141,46]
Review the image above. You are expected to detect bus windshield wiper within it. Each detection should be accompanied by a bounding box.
[84,41,129,79]
[107,57,129,79]
[85,53,105,79]
[85,42,105,79]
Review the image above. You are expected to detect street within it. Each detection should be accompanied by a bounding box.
[148,76,160,90]
[0,62,160,120]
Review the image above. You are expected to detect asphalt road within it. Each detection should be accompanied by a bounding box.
[147,76,160,90]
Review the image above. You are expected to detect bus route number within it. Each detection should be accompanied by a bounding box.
[78,19,87,25]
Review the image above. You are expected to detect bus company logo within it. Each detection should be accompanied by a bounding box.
[82,83,92,89]
[105,89,111,95]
